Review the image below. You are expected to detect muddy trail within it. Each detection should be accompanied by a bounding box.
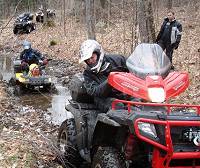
[0,50,82,167]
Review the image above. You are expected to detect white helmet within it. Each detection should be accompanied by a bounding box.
[23,40,31,50]
[79,39,105,73]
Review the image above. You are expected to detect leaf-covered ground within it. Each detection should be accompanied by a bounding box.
[0,4,199,168]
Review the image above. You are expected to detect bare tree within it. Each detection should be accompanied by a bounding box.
[74,0,83,21]
[85,0,96,39]
[137,0,156,43]
[167,0,172,10]
[0,0,23,35]
[63,0,66,35]
[41,0,48,24]
[100,0,106,8]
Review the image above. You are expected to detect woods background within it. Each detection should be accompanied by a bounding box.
[0,1,199,167]
[0,0,199,104]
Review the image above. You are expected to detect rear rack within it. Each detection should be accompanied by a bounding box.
[112,99,200,167]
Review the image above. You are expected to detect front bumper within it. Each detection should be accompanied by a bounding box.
[107,100,200,167]
[24,76,52,86]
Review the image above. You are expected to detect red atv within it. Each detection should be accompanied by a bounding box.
[57,43,200,168]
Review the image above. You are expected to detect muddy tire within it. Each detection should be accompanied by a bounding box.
[50,83,57,93]
[44,83,57,94]
[36,16,40,22]
[0,73,3,81]
[26,25,32,34]
[8,77,16,86]
[92,147,126,168]
[32,23,36,30]
[13,27,18,34]
[57,118,82,168]
[14,85,23,96]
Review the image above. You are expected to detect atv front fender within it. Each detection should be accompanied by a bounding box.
[96,113,121,127]
[91,114,127,155]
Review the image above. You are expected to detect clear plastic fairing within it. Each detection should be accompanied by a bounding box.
[126,43,171,79]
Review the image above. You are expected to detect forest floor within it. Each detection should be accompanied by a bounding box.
[0,4,200,168]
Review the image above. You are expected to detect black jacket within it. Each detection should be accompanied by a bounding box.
[83,54,129,98]
[156,18,182,47]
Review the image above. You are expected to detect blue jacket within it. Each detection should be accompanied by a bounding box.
[20,48,42,64]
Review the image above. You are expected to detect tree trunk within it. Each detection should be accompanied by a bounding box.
[167,0,172,10]
[63,0,66,35]
[41,0,48,24]
[100,0,106,8]
[74,0,82,21]
[107,0,111,27]
[137,0,156,43]
[85,0,96,39]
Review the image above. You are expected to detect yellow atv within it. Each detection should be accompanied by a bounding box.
[9,59,55,95]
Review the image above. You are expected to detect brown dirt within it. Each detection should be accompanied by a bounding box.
[0,4,199,168]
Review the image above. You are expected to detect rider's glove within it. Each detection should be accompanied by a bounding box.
[42,59,48,65]
[173,42,179,50]
[21,61,28,66]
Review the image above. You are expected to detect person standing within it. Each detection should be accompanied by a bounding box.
[156,11,182,69]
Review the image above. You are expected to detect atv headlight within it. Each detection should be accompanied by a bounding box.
[148,87,165,103]
[24,78,29,82]
[44,78,51,83]
[138,122,157,139]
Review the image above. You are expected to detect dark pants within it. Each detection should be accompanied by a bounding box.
[21,62,29,73]
[94,97,114,113]
[158,42,174,64]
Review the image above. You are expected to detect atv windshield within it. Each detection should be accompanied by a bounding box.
[126,43,171,79]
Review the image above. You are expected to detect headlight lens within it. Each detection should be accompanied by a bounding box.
[44,78,51,82]
[148,87,165,103]
[24,78,29,82]
[138,122,157,139]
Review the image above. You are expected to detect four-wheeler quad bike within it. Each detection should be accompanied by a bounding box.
[13,12,36,34]
[9,57,55,95]
[35,9,56,23]
[57,43,200,168]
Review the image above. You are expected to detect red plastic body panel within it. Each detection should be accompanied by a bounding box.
[108,71,189,101]
[164,72,189,99]
[108,71,199,167]
[108,72,147,100]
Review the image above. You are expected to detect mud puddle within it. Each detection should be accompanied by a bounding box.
[0,53,13,81]
[45,84,73,125]
[0,53,73,126]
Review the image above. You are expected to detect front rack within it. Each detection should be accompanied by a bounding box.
[111,99,200,115]
[111,99,200,168]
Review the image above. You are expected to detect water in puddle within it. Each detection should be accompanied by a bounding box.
[46,84,73,125]
[0,54,13,81]
[0,54,73,126]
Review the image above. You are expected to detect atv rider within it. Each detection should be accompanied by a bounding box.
[20,41,47,74]
[79,39,129,112]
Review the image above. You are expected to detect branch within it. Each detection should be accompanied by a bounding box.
[0,0,23,35]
